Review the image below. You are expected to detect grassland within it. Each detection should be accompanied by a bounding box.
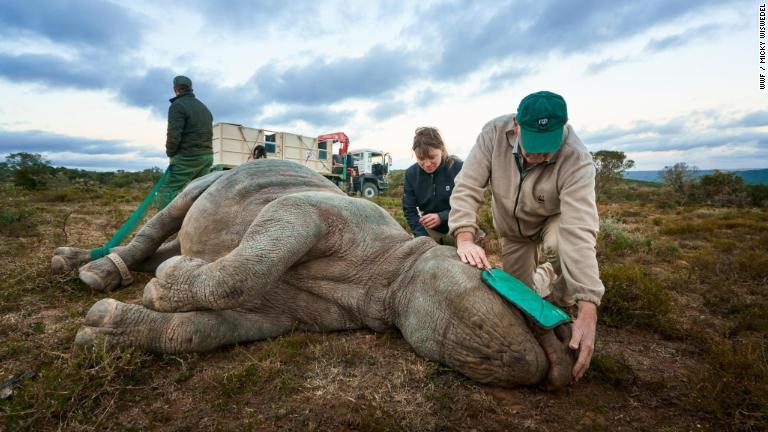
[0,176,766,431]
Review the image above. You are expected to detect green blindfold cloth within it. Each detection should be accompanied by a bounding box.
[482,268,571,329]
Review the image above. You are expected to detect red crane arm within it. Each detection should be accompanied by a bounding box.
[317,132,349,155]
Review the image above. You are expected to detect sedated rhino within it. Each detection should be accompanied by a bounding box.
[52,159,575,389]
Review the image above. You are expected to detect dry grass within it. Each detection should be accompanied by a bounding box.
[1,180,766,431]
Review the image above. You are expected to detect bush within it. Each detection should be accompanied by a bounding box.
[588,353,636,388]
[734,251,768,281]
[598,217,650,256]
[592,150,635,201]
[697,171,748,207]
[660,162,698,205]
[2,152,54,190]
[1,347,153,430]
[600,263,676,336]
[0,206,38,237]
[688,338,768,431]
[747,184,768,207]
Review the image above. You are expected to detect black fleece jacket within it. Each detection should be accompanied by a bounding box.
[402,159,463,236]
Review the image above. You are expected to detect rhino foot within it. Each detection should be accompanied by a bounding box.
[79,257,123,292]
[143,256,208,312]
[51,247,92,275]
[74,298,124,349]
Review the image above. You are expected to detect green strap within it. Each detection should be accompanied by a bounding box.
[89,170,170,260]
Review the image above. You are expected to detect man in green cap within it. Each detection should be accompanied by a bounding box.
[154,75,214,209]
[448,90,604,382]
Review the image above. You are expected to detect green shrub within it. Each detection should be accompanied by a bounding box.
[0,206,38,237]
[687,338,768,431]
[3,152,54,190]
[1,347,152,430]
[588,353,636,388]
[734,251,768,281]
[730,303,768,335]
[600,263,675,336]
[217,334,315,403]
[599,217,650,255]
[747,184,768,207]
[697,171,748,207]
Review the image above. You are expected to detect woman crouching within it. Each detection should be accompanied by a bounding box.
[402,127,463,246]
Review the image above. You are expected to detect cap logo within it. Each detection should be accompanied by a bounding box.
[537,118,549,127]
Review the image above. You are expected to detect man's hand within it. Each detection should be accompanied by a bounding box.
[455,232,490,269]
[419,213,441,229]
[569,300,597,380]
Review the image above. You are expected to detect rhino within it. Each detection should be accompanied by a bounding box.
[52,159,575,389]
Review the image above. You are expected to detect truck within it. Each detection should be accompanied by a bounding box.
[211,123,391,197]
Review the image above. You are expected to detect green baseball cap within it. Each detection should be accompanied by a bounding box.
[516,91,568,153]
[173,75,192,87]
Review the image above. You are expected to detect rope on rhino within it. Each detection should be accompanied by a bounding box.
[89,169,170,260]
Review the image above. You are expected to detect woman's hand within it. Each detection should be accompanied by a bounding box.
[419,213,442,229]
[455,232,490,269]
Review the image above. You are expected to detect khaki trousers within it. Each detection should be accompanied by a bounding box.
[426,228,456,246]
[501,215,568,306]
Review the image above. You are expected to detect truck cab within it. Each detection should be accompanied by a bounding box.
[348,149,392,198]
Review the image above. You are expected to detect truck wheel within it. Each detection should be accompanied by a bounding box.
[362,183,378,198]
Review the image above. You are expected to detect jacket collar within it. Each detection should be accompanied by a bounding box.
[169,92,195,103]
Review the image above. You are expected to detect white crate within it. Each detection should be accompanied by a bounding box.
[212,123,334,175]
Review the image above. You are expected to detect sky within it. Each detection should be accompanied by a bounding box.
[0,0,765,172]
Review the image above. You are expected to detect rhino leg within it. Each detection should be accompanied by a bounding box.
[51,247,92,275]
[142,193,329,312]
[75,298,294,353]
[131,239,181,273]
[78,172,224,292]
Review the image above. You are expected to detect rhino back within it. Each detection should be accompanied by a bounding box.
[178,160,344,261]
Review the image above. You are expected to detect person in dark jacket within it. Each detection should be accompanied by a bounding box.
[402,127,463,245]
[154,75,214,209]
[253,145,267,159]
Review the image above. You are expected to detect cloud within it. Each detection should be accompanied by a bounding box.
[585,57,630,75]
[117,67,178,114]
[412,88,442,107]
[582,119,686,143]
[253,45,420,105]
[416,0,733,81]
[188,0,320,30]
[42,153,166,172]
[369,100,405,121]
[0,129,167,171]
[0,0,739,123]
[584,114,768,159]
[0,0,144,50]
[643,24,723,53]
[729,110,768,128]
[0,53,110,89]
[587,21,730,75]
[484,66,531,89]
[0,129,135,155]
[259,106,354,128]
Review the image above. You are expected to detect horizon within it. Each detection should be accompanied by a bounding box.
[1,1,765,172]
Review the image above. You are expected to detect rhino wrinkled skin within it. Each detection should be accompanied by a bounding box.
[52,160,574,389]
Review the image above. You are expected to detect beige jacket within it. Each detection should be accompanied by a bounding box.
[448,114,604,305]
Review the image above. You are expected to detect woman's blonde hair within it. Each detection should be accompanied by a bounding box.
[413,127,457,168]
